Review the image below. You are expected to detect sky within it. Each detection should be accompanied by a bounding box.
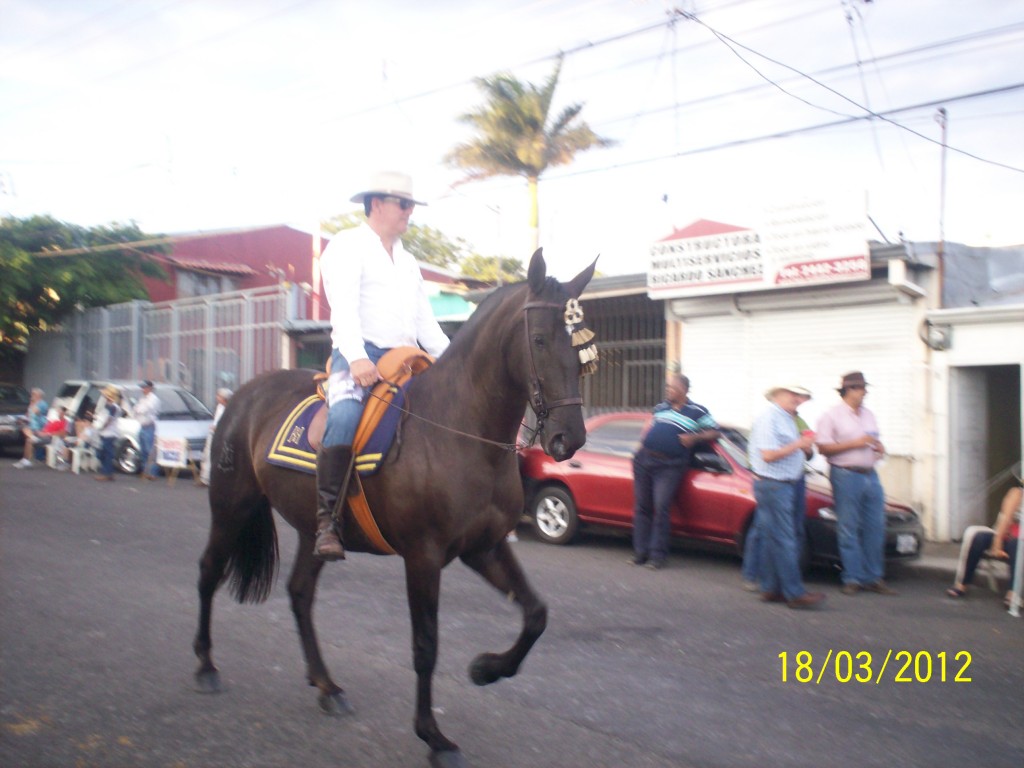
[2,0,1023,279]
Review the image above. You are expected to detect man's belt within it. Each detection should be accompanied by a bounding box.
[641,447,682,461]
[832,465,874,474]
[752,474,798,483]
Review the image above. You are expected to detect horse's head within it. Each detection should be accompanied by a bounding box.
[522,248,598,462]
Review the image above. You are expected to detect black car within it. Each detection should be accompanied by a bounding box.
[0,383,30,455]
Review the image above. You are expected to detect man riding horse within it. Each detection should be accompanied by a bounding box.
[315,171,451,560]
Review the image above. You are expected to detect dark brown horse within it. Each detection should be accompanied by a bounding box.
[193,250,596,767]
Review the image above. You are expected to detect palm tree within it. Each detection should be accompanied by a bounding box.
[445,57,614,252]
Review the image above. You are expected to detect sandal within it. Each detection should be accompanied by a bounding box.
[946,587,967,599]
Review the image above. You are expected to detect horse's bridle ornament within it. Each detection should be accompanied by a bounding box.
[522,298,599,440]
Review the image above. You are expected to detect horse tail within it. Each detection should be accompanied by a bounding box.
[224,495,279,604]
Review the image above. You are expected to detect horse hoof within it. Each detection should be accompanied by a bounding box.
[429,748,468,768]
[468,653,502,686]
[318,691,355,716]
[194,670,223,694]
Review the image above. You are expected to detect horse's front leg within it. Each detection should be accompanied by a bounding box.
[288,535,353,716]
[459,539,548,686]
[404,554,465,766]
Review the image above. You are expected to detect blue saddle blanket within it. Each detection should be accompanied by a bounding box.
[265,388,406,477]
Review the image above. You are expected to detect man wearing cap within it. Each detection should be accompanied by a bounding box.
[314,171,451,560]
[135,380,161,481]
[815,371,896,596]
[748,385,824,609]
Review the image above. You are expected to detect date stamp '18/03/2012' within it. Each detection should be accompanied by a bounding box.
[778,650,972,684]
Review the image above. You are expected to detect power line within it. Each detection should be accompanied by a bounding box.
[541,82,1024,184]
[671,10,1024,173]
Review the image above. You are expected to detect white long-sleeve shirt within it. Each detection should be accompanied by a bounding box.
[134,391,160,427]
[318,223,450,363]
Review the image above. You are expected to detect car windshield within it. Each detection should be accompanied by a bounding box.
[56,383,84,399]
[119,385,211,420]
[584,419,644,457]
[717,427,751,470]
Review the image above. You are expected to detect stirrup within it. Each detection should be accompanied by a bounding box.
[314,526,346,561]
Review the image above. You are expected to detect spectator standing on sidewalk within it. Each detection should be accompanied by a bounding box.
[815,371,897,596]
[93,385,123,482]
[748,385,824,609]
[134,380,161,481]
[742,386,813,591]
[629,373,720,571]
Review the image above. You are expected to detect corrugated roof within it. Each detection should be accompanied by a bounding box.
[658,219,749,241]
[167,256,259,276]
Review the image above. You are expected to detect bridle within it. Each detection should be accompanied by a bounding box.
[367,294,597,453]
[522,300,584,442]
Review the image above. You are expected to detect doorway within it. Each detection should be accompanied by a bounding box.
[949,364,1022,534]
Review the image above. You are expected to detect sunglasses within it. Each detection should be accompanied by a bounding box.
[380,195,416,211]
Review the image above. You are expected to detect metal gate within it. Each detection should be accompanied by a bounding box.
[580,293,666,414]
[24,286,288,408]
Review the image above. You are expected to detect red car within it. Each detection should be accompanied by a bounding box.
[519,411,923,570]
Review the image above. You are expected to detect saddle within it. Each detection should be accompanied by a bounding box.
[266,347,434,554]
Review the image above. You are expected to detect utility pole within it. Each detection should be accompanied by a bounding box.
[935,107,948,308]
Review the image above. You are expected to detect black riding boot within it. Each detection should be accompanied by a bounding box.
[314,444,352,561]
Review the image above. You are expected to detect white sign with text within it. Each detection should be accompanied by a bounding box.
[648,196,870,299]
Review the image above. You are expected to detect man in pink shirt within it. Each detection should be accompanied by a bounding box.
[815,371,897,597]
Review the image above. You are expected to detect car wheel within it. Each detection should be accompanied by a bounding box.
[531,486,579,545]
[116,441,141,474]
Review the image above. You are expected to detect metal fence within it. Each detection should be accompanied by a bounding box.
[25,286,288,408]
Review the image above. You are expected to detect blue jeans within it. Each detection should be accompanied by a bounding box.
[632,448,686,563]
[323,343,388,448]
[138,424,157,477]
[955,526,1018,587]
[830,467,886,586]
[743,475,806,583]
[753,478,807,600]
[98,436,117,478]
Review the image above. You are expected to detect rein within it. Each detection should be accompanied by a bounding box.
[359,297,589,453]
[363,385,521,452]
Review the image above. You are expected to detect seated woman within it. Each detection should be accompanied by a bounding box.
[947,481,1022,606]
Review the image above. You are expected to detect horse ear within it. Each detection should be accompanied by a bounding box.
[527,248,546,293]
[565,255,598,298]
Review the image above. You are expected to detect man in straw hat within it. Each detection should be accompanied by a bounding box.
[93,384,123,482]
[815,371,897,596]
[748,385,824,609]
[313,171,450,560]
[742,384,813,591]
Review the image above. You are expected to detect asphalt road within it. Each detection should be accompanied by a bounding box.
[2,465,1023,768]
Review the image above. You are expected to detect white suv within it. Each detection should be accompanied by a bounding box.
[53,379,214,474]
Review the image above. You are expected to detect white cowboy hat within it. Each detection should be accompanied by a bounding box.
[349,171,427,206]
[764,384,812,400]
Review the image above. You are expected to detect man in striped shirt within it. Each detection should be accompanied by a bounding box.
[629,373,720,570]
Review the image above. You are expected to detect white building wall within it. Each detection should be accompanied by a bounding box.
[669,279,933,531]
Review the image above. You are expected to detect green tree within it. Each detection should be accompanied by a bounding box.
[0,215,168,363]
[445,56,614,251]
[459,254,525,284]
